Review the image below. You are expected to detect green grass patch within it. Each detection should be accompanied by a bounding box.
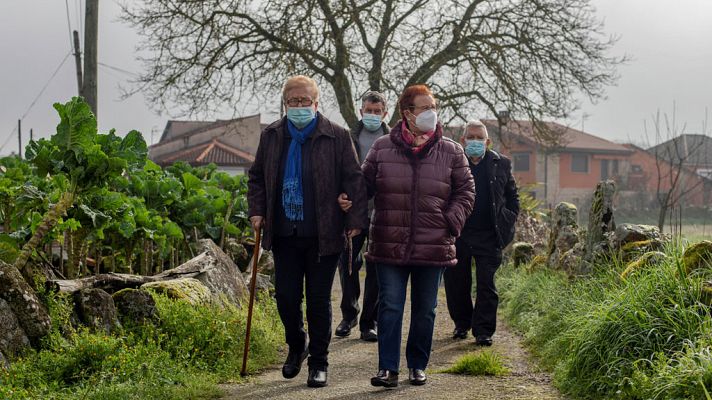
[0,291,282,399]
[499,240,712,399]
[440,350,510,376]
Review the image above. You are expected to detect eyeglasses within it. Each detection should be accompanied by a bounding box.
[409,104,437,112]
[285,97,314,107]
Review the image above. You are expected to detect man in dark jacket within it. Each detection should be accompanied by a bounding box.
[247,75,367,388]
[444,120,520,346]
[334,91,388,342]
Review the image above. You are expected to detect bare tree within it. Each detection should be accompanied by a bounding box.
[123,0,623,144]
[646,108,709,232]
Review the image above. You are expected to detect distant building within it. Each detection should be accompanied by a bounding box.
[479,120,633,208]
[149,115,267,175]
[647,134,712,180]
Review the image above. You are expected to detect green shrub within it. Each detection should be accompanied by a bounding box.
[0,291,281,399]
[441,350,510,376]
[500,241,712,399]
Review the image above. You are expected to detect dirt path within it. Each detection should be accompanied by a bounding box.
[221,273,565,400]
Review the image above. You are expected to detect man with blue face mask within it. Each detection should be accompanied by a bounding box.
[335,90,388,342]
[444,120,520,346]
[248,75,367,388]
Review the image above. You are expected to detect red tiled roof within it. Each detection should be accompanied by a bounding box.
[155,138,255,167]
[482,119,631,154]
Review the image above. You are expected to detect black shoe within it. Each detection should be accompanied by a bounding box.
[282,347,309,379]
[307,367,328,388]
[475,335,493,346]
[360,328,378,342]
[452,327,469,339]
[371,369,399,388]
[408,368,427,385]
[335,319,357,337]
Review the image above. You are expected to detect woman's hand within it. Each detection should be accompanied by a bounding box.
[338,193,353,212]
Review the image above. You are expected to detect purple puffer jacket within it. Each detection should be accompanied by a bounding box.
[362,121,475,267]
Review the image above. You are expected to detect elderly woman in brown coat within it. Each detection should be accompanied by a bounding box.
[362,84,474,387]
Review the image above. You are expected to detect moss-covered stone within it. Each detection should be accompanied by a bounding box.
[620,239,664,262]
[112,288,157,324]
[701,280,712,306]
[547,202,579,269]
[526,255,549,273]
[585,180,616,261]
[612,224,660,248]
[73,288,122,334]
[141,278,212,305]
[620,251,669,279]
[512,242,535,267]
[682,241,712,276]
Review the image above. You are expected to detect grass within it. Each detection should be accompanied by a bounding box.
[440,350,510,376]
[0,291,282,399]
[499,240,712,399]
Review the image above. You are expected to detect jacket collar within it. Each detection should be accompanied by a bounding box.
[389,120,443,157]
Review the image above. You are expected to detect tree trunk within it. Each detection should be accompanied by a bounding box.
[14,191,74,285]
[49,272,157,294]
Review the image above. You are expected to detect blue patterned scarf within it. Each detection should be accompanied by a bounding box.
[283,116,318,220]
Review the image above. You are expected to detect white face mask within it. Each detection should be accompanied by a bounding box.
[414,109,437,133]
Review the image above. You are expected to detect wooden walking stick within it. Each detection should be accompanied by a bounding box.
[240,228,262,377]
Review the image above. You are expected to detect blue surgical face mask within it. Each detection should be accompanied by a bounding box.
[286,107,316,129]
[465,139,486,158]
[362,113,383,131]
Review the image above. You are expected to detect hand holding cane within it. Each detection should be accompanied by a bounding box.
[240,228,262,377]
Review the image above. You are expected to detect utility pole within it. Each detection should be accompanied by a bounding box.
[83,0,99,117]
[30,129,33,142]
[17,120,22,159]
[73,30,83,96]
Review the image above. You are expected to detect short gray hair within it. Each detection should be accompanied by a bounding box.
[463,120,488,137]
[360,90,387,107]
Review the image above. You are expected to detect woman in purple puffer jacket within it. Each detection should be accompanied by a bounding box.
[363,84,474,388]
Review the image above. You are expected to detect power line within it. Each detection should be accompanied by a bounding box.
[0,52,72,153]
[64,0,74,52]
[97,62,138,77]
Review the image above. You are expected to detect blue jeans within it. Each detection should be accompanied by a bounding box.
[376,263,444,371]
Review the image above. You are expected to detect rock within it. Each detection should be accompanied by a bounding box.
[244,272,275,294]
[512,242,535,267]
[0,299,30,358]
[257,251,275,278]
[612,224,660,248]
[112,289,158,324]
[682,241,712,276]
[620,251,669,279]
[560,242,587,276]
[225,239,250,272]
[0,351,8,370]
[514,214,549,253]
[585,180,616,260]
[619,239,665,262]
[547,202,579,269]
[155,239,248,305]
[701,280,712,306]
[142,278,212,305]
[0,261,51,340]
[73,288,121,334]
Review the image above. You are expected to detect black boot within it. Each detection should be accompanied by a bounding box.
[370,369,399,388]
[307,367,328,387]
[282,347,309,379]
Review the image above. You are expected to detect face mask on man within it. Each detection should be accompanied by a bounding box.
[362,113,383,131]
[287,107,316,129]
[414,109,437,133]
[465,139,487,158]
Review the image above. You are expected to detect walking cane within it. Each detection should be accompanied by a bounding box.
[240,228,262,377]
[346,234,353,276]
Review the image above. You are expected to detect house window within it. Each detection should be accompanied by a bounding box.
[631,164,643,174]
[571,154,589,173]
[512,152,530,172]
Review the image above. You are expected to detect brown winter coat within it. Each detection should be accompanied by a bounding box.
[362,122,475,267]
[247,114,368,255]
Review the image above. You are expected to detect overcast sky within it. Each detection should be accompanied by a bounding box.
[1,0,711,156]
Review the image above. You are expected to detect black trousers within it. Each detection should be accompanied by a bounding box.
[443,234,503,337]
[272,237,339,368]
[337,230,379,331]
